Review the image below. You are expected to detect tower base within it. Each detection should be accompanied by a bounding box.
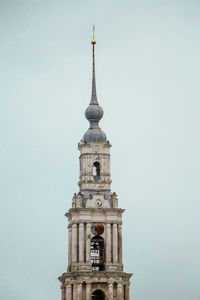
[59,271,132,300]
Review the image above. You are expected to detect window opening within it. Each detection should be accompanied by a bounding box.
[93,162,100,181]
[91,289,105,300]
[90,236,104,271]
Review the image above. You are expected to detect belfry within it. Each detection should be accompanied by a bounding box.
[59,27,132,300]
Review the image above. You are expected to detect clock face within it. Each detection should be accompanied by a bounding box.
[96,199,102,207]
[91,223,104,236]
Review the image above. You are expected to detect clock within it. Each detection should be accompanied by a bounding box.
[91,223,104,236]
[96,199,102,207]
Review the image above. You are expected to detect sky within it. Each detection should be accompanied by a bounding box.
[0,0,200,299]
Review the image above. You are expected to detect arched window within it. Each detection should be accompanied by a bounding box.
[90,236,104,271]
[91,289,105,300]
[93,162,100,181]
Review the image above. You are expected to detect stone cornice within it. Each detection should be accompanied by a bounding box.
[67,220,123,228]
[78,140,112,149]
[79,152,110,157]
[65,208,125,218]
[58,271,133,284]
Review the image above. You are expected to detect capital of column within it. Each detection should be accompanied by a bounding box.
[117,282,123,287]
[105,221,122,225]
[86,282,91,286]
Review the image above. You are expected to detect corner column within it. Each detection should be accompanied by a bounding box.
[66,284,72,300]
[67,226,72,271]
[113,223,118,264]
[118,224,123,264]
[125,284,130,300]
[61,287,65,300]
[79,222,84,263]
[72,223,77,263]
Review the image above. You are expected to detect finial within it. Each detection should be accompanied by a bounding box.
[91,25,97,103]
[83,26,107,144]
[91,25,96,45]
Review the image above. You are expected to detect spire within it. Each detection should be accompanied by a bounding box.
[90,25,98,105]
[83,26,107,144]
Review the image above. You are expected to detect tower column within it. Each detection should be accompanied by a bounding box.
[77,283,82,298]
[73,284,77,299]
[106,223,111,263]
[66,284,72,300]
[67,226,72,271]
[117,283,123,300]
[86,223,91,263]
[125,284,130,300]
[79,222,84,263]
[72,223,77,263]
[61,287,65,300]
[86,283,91,300]
[118,224,123,264]
[108,283,114,299]
[113,223,118,264]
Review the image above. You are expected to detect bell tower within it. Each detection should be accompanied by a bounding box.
[59,26,132,300]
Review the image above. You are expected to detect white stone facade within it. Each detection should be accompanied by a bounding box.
[59,140,132,299]
[78,140,112,192]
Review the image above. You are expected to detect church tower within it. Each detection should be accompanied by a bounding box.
[59,27,132,300]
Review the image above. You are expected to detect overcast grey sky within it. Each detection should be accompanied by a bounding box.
[0,0,200,299]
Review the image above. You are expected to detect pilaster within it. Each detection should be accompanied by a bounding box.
[67,226,72,271]
[77,283,82,299]
[86,283,91,300]
[86,223,91,264]
[66,284,72,300]
[106,223,111,263]
[125,283,130,300]
[118,224,123,264]
[113,223,118,264]
[72,224,77,264]
[117,283,123,300]
[79,222,84,263]
[108,283,113,299]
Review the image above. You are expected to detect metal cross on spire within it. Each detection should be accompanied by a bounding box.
[90,25,97,104]
[91,24,96,45]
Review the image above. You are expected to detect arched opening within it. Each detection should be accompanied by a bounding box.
[93,161,100,181]
[90,236,104,271]
[91,289,105,300]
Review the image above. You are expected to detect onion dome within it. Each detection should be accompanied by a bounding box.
[83,26,107,144]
